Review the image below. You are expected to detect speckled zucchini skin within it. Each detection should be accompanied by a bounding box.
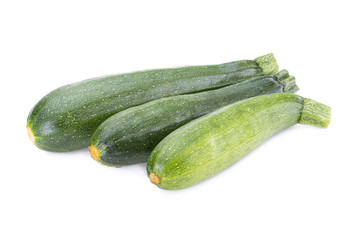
[147,93,331,190]
[90,70,298,167]
[27,54,278,152]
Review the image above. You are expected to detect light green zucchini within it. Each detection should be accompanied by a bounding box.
[90,70,298,167]
[27,53,278,152]
[147,93,331,190]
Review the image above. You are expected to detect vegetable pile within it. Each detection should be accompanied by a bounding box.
[27,53,331,190]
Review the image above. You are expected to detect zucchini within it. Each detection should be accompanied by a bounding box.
[90,70,298,167]
[27,53,278,152]
[147,93,331,190]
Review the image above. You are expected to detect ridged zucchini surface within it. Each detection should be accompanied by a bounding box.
[27,54,278,152]
[90,70,298,167]
[147,93,331,190]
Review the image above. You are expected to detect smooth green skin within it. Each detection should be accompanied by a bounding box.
[147,93,331,190]
[91,71,296,167]
[27,54,278,152]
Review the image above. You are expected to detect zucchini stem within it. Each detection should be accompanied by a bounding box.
[255,53,279,75]
[274,69,300,93]
[299,98,331,128]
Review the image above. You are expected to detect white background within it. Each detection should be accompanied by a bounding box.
[1,0,359,239]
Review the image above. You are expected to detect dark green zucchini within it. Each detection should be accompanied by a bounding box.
[89,70,298,167]
[147,93,331,190]
[27,53,279,152]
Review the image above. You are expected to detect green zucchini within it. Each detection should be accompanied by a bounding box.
[147,93,331,190]
[27,53,278,152]
[90,70,298,167]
